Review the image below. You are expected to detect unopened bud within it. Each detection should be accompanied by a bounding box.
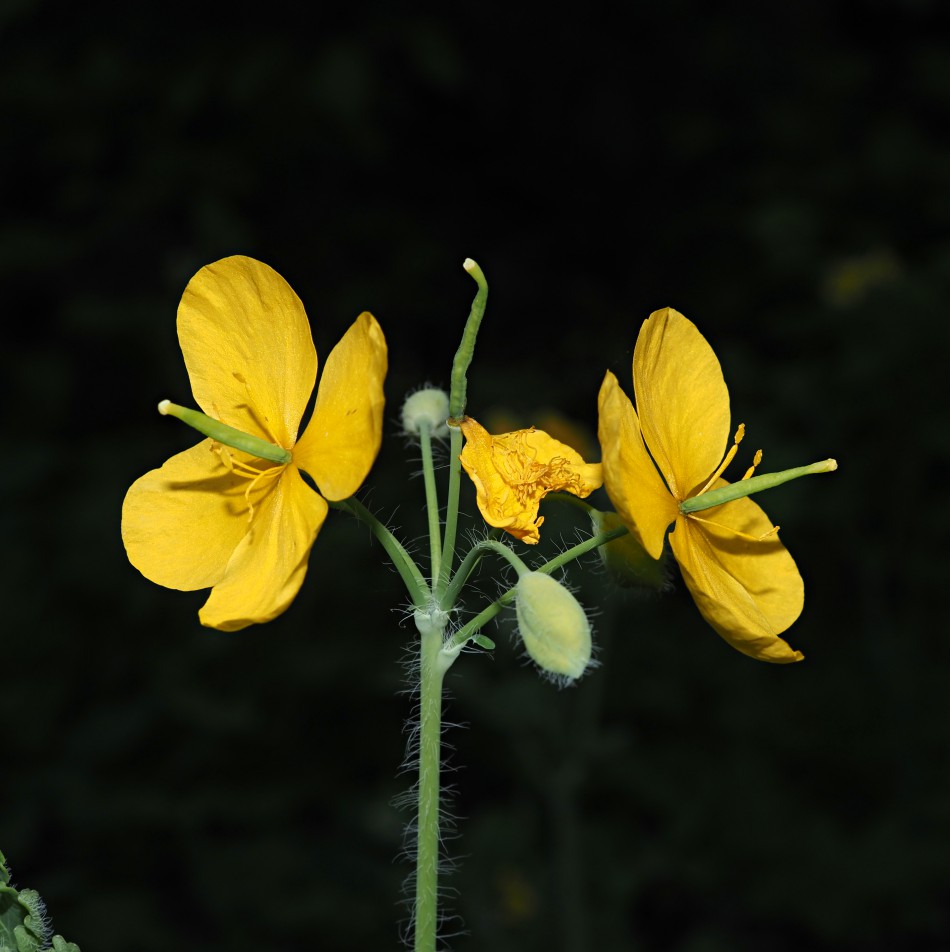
[515,572,591,682]
[590,510,669,592]
[402,387,450,438]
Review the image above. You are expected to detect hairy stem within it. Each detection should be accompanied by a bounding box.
[334,497,430,607]
[446,523,629,649]
[415,626,450,952]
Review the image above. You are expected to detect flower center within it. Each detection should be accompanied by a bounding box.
[213,443,286,522]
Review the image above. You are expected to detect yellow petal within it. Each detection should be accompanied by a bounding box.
[597,371,678,559]
[199,465,329,631]
[459,417,602,545]
[294,312,387,501]
[121,440,271,591]
[458,417,525,536]
[670,493,804,663]
[178,256,317,448]
[633,308,731,499]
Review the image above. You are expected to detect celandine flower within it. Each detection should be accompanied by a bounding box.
[598,307,805,663]
[122,255,387,631]
[458,417,602,544]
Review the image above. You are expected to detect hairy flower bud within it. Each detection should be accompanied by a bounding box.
[515,572,591,682]
[402,387,450,437]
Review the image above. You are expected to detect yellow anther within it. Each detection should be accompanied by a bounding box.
[697,424,747,497]
[742,449,764,481]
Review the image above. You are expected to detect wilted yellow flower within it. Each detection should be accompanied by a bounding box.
[121,255,387,631]
[598,307,804,663]
[458,417,603,544]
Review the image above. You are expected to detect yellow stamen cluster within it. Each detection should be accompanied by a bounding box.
[212,443,285,522]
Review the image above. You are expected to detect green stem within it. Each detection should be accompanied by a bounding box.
[418,421,443,585]
[442,539,530,609]
[333,497,430,608]
[446,523,628,650]
[449,590,515,649]
[415,626,451,952]
[539,523,628,576]
[437,423,465,597]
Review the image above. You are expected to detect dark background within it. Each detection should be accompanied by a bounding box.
[3,1,947,950]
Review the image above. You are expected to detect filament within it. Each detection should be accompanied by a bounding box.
[689,513,780,542]
[697,423,745,497]
[742,449,763,481]
[212,442,285,522]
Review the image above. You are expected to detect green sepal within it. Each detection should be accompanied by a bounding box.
[472,634,496,650]
[158,400,292,464]
[589,510,669,592]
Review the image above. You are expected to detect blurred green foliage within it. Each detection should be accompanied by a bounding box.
[2,1,949,949]
[1,850,79,952]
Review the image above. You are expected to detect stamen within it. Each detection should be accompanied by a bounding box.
[696,423,745,497]
[742,449,763,481]
[230,456,271,479]
[242,464,283,522]
[688,513,780,543]
[211,441,285,521]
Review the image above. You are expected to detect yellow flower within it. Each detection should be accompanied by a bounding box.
[598,307,804,663]
[458,417,603,544]
[121,255,387,631]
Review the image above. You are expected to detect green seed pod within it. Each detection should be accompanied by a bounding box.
[515,572,591,682]
[158,400,291,463]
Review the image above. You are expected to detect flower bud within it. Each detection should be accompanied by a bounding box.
[515,572,591,682]
[402,387,450,438]
[590,509,669,592]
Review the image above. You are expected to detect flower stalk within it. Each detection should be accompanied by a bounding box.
[414,618,453,952]
[418,420,444,585]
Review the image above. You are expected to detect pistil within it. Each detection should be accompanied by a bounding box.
[679,458,838,515]
[158,399,292,464]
